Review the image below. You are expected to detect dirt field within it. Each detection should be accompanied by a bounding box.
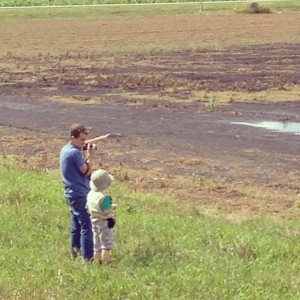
[1,11,300,218]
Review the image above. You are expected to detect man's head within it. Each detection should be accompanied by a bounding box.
[69,123,89,149]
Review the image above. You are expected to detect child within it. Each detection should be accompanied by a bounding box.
[86,169,117,264]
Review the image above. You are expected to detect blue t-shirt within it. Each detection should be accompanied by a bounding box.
[60,143,89,198]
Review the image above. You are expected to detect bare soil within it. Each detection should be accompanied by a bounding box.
[1,12,300,218]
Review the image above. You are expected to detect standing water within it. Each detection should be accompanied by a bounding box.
[231,121,300,135]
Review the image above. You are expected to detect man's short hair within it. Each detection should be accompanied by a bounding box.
[70,124,89,138]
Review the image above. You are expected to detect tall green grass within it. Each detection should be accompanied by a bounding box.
[1,157,300,298]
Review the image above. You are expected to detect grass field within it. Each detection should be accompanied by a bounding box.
[1,159,300,299]
[1,0,298,6]
[1,0,300,13]
[1,2,300,299]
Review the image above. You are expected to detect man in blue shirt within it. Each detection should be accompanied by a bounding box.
[60,123,96,261]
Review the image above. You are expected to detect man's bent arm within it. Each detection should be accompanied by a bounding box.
[79,147,95,176]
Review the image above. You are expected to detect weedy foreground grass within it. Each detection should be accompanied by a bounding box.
[1,157,300,299]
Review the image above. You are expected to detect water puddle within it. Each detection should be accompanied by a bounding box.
[231,121,300,135]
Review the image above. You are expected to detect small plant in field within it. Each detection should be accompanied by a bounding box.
[205,95,218,112]
[273,76,289,91]
[192,173,204,187]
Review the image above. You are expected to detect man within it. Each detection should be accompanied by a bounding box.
[59,124,96,261]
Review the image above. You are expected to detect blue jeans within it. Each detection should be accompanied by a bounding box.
[65,196,93,261]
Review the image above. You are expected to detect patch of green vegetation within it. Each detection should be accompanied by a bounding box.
[191,86,300,105]
[1,157,300,298]
[0,4,197,20]
[0,1,299,20]
[106,86,300,108]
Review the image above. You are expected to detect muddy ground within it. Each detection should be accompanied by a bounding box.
[1,12,300,217]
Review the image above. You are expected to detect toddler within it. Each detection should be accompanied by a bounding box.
[86,169,117,264]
